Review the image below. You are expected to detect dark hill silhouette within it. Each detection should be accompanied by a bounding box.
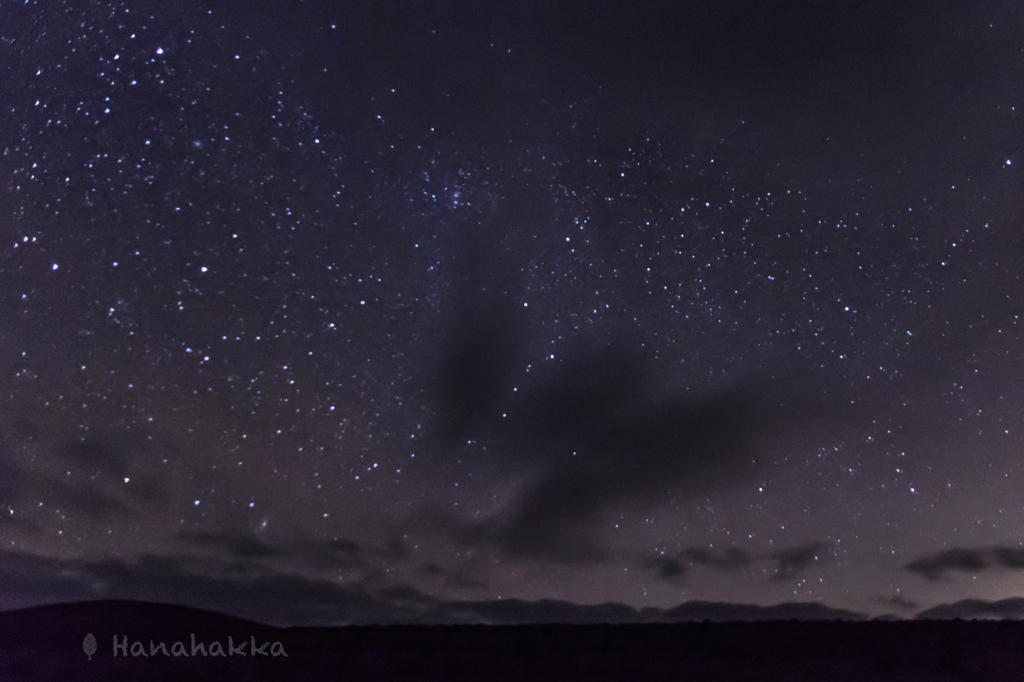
[916,597,1024,620]
[4,599,1024,680]
[658,600,868,622]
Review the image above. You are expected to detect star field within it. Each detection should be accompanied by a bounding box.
[1,0,1023,622]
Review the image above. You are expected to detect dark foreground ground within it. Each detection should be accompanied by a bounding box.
[1,600,1023,681]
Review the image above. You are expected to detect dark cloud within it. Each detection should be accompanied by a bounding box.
[326,538,362,554]
[916,597,1024,620]
[0,551,83,611]
[382,532,409,561]
[879,594,918,612]
[659,600,868,622]
[904,546,1024,581]
[300,547,369,573]
[133,552,193,576]
[644,547,754,584]
[36,472,130,520]
[992,547,1024,569]
[682,547,752,570]
[297,536,408,576]
[376,584,434,605]
[0,433,167,528]
[0,511,41,536]
[644,544,823,585]
[174,531,286,560]
[650,558,687,582]
[170,532,397,581]
[122,476,166,503]
[0,548,407,626]
[0,547,610,624]
[60,439,129,478]
[430,341,830,562]
[425,197,532,452]
[770,542,828,580]
[411,172,852,565]
[442,573,489,591]
[904,549,988,581]
[0,451,28,501]
[417,562,444,576]
[0,548,873,625]
[455,490,614,564]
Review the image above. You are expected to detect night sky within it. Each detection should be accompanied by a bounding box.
[2,0,1023,624]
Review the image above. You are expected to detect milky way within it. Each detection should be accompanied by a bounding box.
[1,0,1022,623]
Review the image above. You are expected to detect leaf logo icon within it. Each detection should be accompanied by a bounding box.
[83,633,97,660]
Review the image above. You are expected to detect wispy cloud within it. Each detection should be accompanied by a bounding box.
[641,543,824,585]
[0,548,869,625]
